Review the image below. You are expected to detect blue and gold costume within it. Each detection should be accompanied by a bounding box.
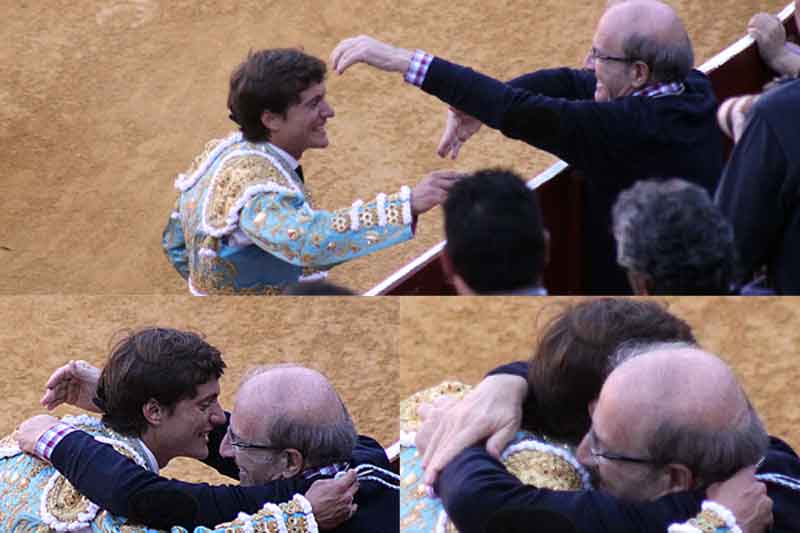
[399,382,740,533]
[162,133,415,294]
[0,415,318,533]
[399,382,591,533]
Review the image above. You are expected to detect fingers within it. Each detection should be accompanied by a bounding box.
[485,423,517,459]
[330,36,370,75]
[423,424,484,486]
[45,361,76,389]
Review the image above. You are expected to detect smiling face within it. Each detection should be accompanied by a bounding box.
[586,12,640,102]
[152,378,226,464]
[263,81,335,160]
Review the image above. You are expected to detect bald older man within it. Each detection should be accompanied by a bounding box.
[331,0,723,294]
[17,365,398,532]
[418,344,800,532]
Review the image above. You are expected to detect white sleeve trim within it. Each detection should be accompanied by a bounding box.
[401,185,413,225]
[350,199,364,231]
[376,193,388,227]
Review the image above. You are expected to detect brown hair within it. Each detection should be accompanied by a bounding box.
[96,327,226,436]
[227,48,326,142]
[526,299,695,445]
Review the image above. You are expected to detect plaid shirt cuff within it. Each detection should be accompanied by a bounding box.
[35,422,77,461]
[404,50,433,87]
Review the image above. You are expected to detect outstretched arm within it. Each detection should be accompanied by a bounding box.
[240,170,461,268]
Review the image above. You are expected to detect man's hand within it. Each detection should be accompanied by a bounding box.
[437,109,482,160]
[14,414,61,456]
[706,465,773,533]
[748,13,787,60]
[410,170,464,216]
[417,374,527,486]
[305,470,359,530]
[40,360,102,412]
[330,35,414,75]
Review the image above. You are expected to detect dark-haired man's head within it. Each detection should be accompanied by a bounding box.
[228,48,333,159]
[97,327,226,467]
[612,178,737,295]
[527,298,695,445]
[443,169,547,295]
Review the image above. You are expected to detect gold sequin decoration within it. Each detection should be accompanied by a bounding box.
[331,212,350,233]
[688,509,727,533]
[400,382,472,433]
[183,138,224,178]
[43,475,94,524]
[386,204,402,225]
[205,155,294,233]
[504,449,583,491]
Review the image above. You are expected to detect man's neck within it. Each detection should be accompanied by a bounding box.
[268,142,301,170]
[140,432,169,471]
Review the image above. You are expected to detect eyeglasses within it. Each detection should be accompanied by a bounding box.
[225,426,283,452]
[587,428,658,465]
[588,46,636,64]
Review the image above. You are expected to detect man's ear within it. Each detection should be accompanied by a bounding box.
[282,448,305,478]
[142,399,164,427]
[662,463,694,494]
[261,110,283,135]
[631,61,651,89]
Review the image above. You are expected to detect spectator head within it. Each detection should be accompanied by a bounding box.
[576,343,768,501]
[220,365,357,485]
[612,178,737,295]
[443,169,548,295]
[587,0,694,101]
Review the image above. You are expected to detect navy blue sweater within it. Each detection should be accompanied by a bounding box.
[466,362,800,532]
[716,78,800,294]
[49,421,399,532]
[421,58,723,293]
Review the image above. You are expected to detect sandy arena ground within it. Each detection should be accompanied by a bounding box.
[399,297,800,451]
[0,296,398,484]
[0,0,791,294]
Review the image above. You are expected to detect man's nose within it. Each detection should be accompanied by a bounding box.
[321,100,335,118]
[219,431,234,458]
[575,434,592,467]
[209,402,226,426]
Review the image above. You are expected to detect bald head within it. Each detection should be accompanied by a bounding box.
[237,366,344,434]
[605,345,749,434]
[599,0,694,82]
[233,365,357,469]
[597,343,768,486]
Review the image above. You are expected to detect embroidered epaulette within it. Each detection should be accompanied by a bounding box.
[400,381,472,445]
[204,494,319,533]
[202,153,298,238]
[40,415,150,532]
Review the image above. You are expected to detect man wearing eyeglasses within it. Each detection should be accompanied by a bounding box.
[16,364,399,532]
[330,0,723,295]
[417,344,799,533]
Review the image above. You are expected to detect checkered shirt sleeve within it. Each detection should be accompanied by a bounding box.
[35,422,77,461]
[404,50,434,87]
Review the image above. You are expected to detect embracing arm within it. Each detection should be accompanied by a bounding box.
[50,430,304,528]
[436,446,701,533]
[239,170,461,268]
